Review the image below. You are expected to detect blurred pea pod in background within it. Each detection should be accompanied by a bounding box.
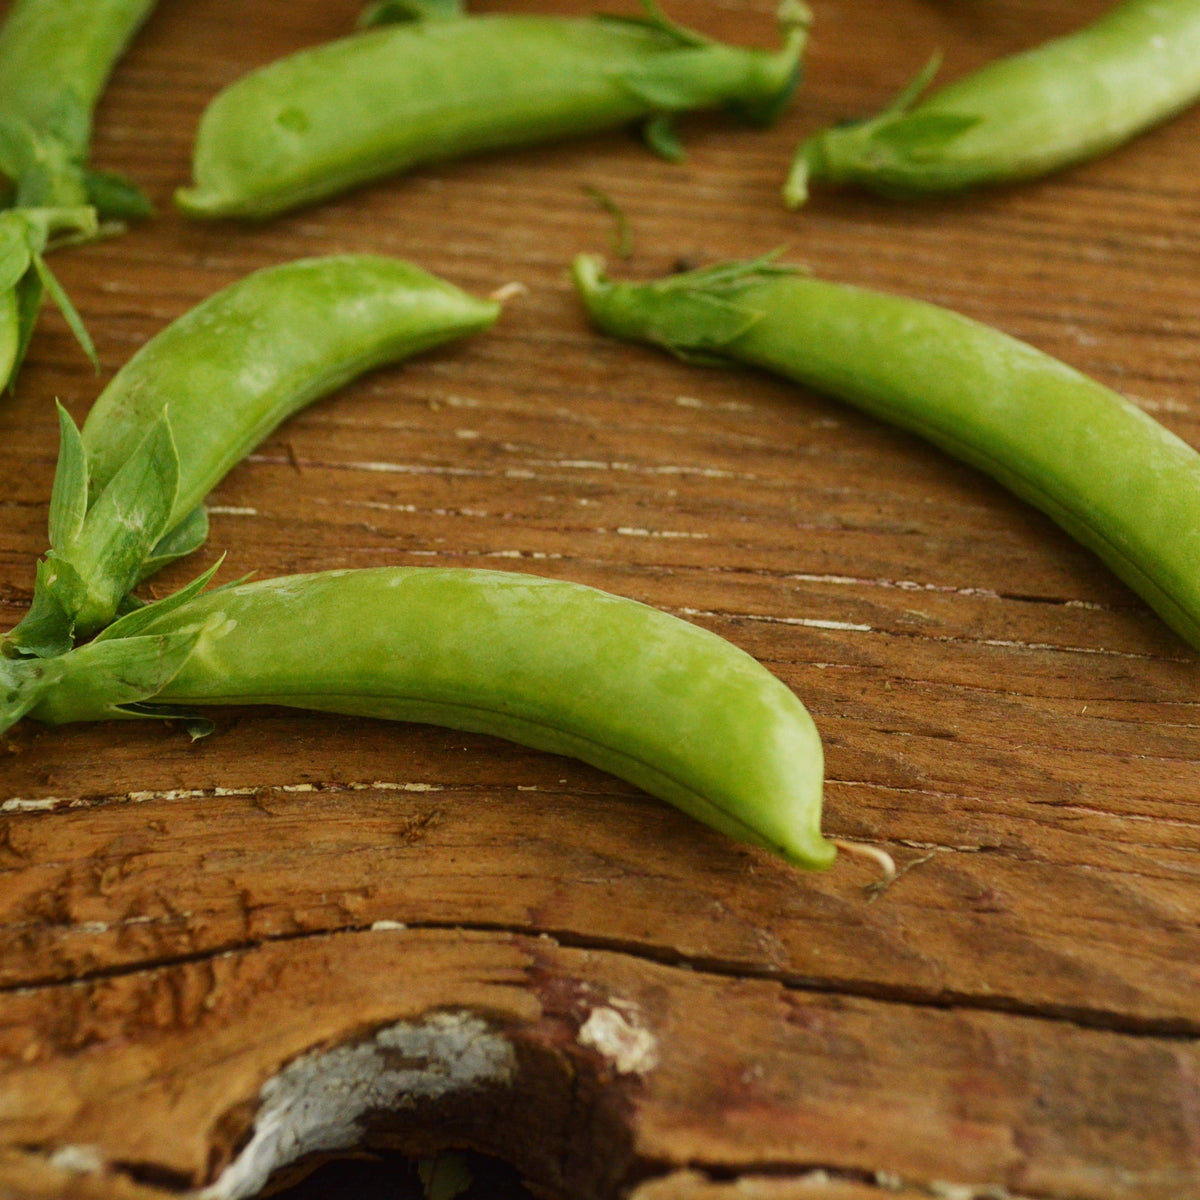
[784,0,1200,206]
[0,0,158,391]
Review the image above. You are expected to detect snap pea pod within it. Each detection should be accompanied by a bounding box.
[9,565,834,869]
[0,0,158,390]
[3,255,499,657]
[573,254,1200,652]
[783,0,1200,207]
[0,0,158,212]
[0,205,98,392]
[176,1,810,220]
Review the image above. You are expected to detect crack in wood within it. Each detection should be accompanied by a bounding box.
[1,917,1196,1041]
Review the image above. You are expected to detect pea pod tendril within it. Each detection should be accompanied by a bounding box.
[573,254,1200,653]
[784,0,1200,206]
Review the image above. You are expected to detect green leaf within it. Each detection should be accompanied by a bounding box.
[642,113,686,163]
[0,217,33,294]
[96,557,226,644]
[597,0,710,48]
[882,52,943,116]
[116,702,215,739]
[615,48,731,112]
[0,653,68,737]
[136,503,210,583]
[68,412,181,632]
[643,290,765,357]
[2,556,88,659]
[29,626,207,726]
[83,169,154,220]
[0,289,17,389]
[7,268,43,390]
[869,110,982,159]
[30,247,98,371]
[47,401,89,551]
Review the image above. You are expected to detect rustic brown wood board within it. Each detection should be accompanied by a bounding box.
[1,0,1198,1197]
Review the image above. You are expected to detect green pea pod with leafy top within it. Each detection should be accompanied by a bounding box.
[573,254,1200,652]
[0,0,158,213]
[2,254,500,658]
[783,0,1200,207]
[3,564,834,869]
[0,205,98,392]
[176,0,811,220]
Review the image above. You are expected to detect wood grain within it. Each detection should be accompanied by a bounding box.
[1,0,1198,1197]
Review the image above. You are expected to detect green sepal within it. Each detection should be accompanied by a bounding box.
[83,169,154,221]
[116,702,215,741]
[30,246,99,371]
[642,113,686,163]
[615,48,737,113]
[47,401,89,551]
[868,110,982,159]
[65,411,182,635]
[572,252,802,358]
[0,218,33,293]
[596,0,710,49]
[0,653,69,737]
[8,268,43,388]
[881,52,943,117]
[647,291,765,359]
[0,556,86,659]
[27,626,208,727]
[357,0,463,24]
[95,557,227,644]
[0,113,88,209]
[135,504,210,583]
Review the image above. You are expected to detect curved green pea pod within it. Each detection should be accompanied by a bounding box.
[573,254,1200,652]
[3,254,500,656]
[16,565,834,869]
[176,0,811,220]
[0,0,158,211]
[784,0,1200,206]
[0,205,99,392]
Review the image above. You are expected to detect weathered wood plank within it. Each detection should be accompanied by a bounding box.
[1,0,1198,1195]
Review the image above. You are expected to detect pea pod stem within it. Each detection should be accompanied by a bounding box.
[573,254,1200,653]
[12,566,834,870]
[176,1,810,220]
[3,255,500,656]
[784,0,1200,206]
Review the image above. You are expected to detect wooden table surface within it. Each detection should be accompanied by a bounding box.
[2,1,1199,1198]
